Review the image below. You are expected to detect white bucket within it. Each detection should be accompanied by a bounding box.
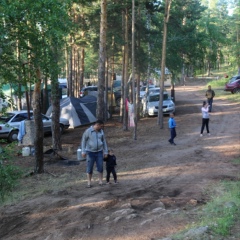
[22,147,30,157]
[77,148,85,161]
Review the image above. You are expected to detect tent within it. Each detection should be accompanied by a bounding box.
[46,96,97,128]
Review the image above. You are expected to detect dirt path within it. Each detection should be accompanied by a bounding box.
[0,80,239,240]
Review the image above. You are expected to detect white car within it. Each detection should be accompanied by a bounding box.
[0,110,70,142]
[142,92,175,116]
[139,85,155,99]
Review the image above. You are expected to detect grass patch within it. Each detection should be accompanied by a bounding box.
[207,78,229,88]
[232,158,240,165]
[200,180,240,236]
[0,142,23,202]
[171,179,240,240]
[198,77,240,102]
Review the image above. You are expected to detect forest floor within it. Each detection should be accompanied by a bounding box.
[0,79,240,240]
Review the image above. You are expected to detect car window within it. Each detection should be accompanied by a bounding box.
[149,95,159,102]
[0,113,15,123]
[163,93,169,100]
[41,115,50,121]
[148,93,169,102]
[11,113,28,122]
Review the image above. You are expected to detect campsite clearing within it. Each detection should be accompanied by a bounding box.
[0,79,239,240]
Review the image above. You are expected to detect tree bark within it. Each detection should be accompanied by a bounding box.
[158,0,172,128]
[123,8,129,131]
[33,68,44,173]
[132,0,137,140]
[80,48,85,92]
[97,0,107,121]
[51,45,62,151]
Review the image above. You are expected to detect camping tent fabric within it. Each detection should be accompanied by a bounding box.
[46,96,97,128]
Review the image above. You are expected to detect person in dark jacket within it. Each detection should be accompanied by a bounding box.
[205,85,215,112]
[104,149,118,184]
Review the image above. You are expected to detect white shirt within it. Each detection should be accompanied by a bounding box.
[201,106,209,119]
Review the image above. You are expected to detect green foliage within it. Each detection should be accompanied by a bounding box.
[201,180,240,236]
[205,77,240,102]
[206,78,228,87]
[0,142,23,202]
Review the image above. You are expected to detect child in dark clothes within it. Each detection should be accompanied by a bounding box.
[104,149,118,184]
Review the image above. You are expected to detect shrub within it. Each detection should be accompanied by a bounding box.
[0,142,22,202]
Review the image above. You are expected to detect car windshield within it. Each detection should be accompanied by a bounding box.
[140,86,147,91]
[229,76,238,83]
[149,88,160,94]
[149,95,159,102]
[149,93,169,102]
[0,113,15,123]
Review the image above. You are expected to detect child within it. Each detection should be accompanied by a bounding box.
[168,113,177,145]
[200,101,210,136]
[104,149,118,184]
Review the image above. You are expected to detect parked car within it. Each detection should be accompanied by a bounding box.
[79,86,122,106]
[224,76,240,94]
[0,110,70,142]
[141,92,175,116]
[139,85,155,99]
[79,86,98,97]
[112,80,121,91]
[147,87,166,97]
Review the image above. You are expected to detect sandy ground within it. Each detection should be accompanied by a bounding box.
[0,79,240,240]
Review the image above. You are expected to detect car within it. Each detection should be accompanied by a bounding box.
[0,110,70,142]
[147,87,162,96]
[141,92,175,116]
[224,76,240,94]
[139,85,155,99]
[79,86,122,106]
[79,86,98,97]
[112,80,122,91]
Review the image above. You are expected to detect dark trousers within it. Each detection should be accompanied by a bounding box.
[106,167,117,182]
[201,118,209,134]
[169,128,176,144]
[207,98,213,112]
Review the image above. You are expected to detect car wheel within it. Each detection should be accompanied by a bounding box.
[8,130,19,142]
[233,88,240,94]
[60,124,64,134]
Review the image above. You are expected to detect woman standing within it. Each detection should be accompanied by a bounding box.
[200,101,210,137]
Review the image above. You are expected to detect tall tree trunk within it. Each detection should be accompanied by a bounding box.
[69,39,73,97]
[80,48,85,92]
[132,0,137,140]
[16,40,22,111]
[104,57,109,121]
[136,4,141,121]
[123,8,129,131]
[119,10,125,123]
[97,0,107,121]
[51,46,62,151]
[42,76,49,114]
[33,68,44,173]
[158,0,172,128]
[51,81,61,151]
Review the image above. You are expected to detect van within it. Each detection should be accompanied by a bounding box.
[112,80,121,90]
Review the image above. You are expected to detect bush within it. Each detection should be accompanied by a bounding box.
[0,142,22,202]
[0,164,22,201]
